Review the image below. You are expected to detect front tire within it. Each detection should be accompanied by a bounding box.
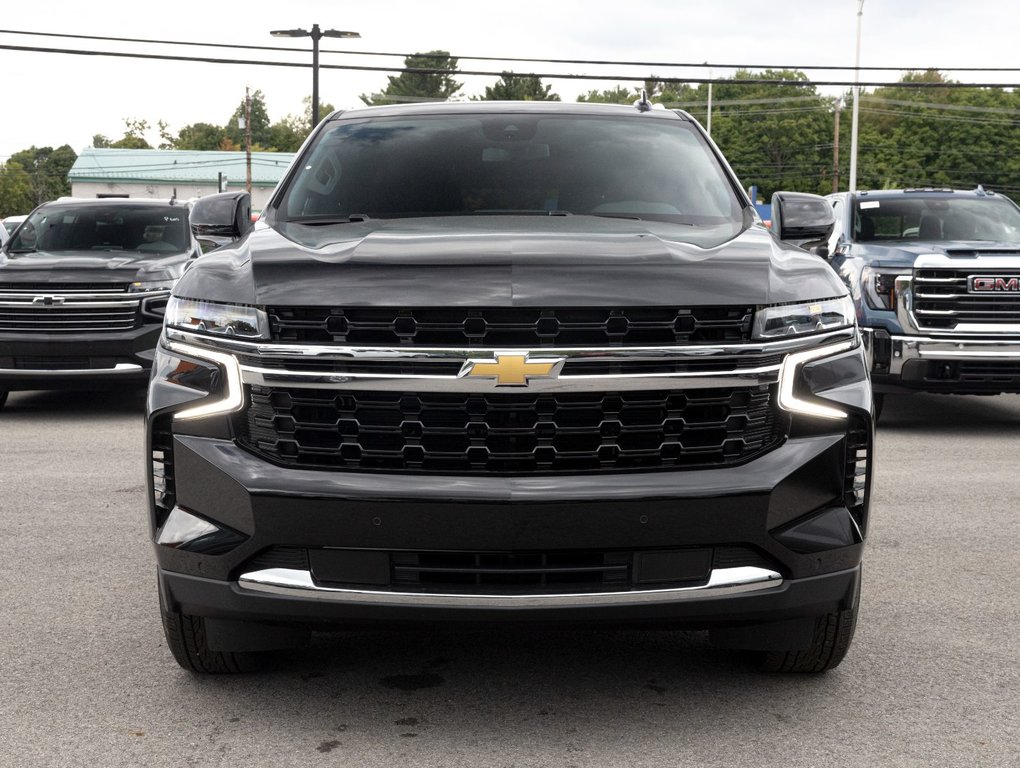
[161,607,260,673]
[758,579,860,673]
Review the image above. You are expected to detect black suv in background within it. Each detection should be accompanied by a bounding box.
[824,188,1020,414]
[0,195,245,409]
[147,101,873,674]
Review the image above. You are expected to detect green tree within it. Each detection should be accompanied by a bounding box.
[110,118,153,149]
[91,134,112,148]
[174,122,229,151]
[266,115,307,152]
[0,160,35,216]
[700,70,835,198]
[848,70,1020,200]
[361,51,462,105]
[478,72,560,101]
[8,145,77,206]
[577,85,634,104]
[226,90,272,148]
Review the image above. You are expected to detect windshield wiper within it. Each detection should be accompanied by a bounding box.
[7,247,37,253]
[291,214,371,225]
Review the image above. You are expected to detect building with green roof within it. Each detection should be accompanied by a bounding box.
[68,148,296,211]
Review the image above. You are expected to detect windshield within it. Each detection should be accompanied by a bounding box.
[7,204,189,256]
[853,195,1020,243]
[278,113,744,238]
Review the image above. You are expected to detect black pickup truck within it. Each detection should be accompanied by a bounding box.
[146,101,874,673]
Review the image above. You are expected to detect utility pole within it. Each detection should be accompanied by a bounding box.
[245,86,252,194]
[849,0,864,192]
[706,68,713,136]
[832,98,842,193]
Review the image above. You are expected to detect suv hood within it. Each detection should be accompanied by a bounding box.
[0,249,188,284]
[174,216,846,307]
[854,240,1020,267]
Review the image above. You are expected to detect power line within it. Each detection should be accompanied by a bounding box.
[4,28,1020,74]
[3,42,1020,89]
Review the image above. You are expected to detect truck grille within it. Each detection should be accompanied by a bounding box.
[237,385,785,475]
[267,305,754,347]
[0,286,140,333]
[913,266,1020,330]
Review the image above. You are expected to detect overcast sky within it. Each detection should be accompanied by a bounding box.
[1,0,1017,161]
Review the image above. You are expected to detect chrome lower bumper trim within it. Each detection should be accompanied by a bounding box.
[237,566,783,608]
[888,335,1020,376]
[0,362,144,378]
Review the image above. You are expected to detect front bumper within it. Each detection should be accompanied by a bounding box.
[152,427,867,629]
[0,325,161,390]
[865,328,1020,394]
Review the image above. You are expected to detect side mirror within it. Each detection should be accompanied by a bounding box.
[189,192,253,251]
[771,191,834,252]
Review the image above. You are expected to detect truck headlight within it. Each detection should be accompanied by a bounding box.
[130,279,177,293]
[862,267,911,310]
[165,297,269,339]
[753,296,855,339]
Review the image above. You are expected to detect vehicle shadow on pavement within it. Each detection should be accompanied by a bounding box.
[172,626,838,738]
[2,387,146,416]
[877,392,1020,434]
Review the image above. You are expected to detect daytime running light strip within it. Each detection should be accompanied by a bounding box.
[777,340,855,420]
[167,341,245,421]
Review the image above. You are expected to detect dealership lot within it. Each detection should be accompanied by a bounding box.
[1,388,1017,768]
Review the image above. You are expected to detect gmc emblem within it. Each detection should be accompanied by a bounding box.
[969,275,1020,293]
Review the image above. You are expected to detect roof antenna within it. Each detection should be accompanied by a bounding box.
[634,89,652,113]
[170,187,178,205]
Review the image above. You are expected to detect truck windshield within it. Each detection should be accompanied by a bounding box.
[279,113,744,236]
[853,196,1020,243]
[7,204,189,256]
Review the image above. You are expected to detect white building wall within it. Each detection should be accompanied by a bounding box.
[70,181,277,211]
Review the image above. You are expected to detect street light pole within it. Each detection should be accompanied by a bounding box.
[848,0,864,192]
[271,24,360,129]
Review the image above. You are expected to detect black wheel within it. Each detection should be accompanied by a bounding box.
[758,581,860,673]
[872,393,885,422]
[161,608,261,673]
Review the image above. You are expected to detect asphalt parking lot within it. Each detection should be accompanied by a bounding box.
[1,387,1018,768]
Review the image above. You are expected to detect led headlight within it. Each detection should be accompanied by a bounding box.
[130,279,177,293]
[753,296,855,340]
[165,296,269,338]
[862,266,911,310]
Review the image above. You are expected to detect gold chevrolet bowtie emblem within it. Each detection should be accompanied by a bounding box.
[460,353,565,386]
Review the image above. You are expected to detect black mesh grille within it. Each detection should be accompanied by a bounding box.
[267,306,754,347]
[237,385,785,475]
[913,266,1020,330]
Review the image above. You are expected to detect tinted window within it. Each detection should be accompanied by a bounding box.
[853,196,1020,243]
[279,114,744,244]
[8,204,189,256]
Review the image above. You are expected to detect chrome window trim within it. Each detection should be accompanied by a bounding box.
[238,565,784,608]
